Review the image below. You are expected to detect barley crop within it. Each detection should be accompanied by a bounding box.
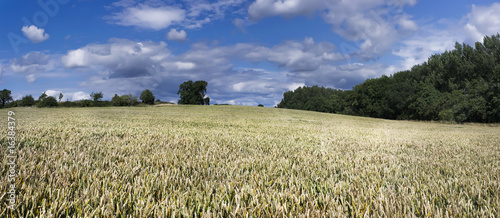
[1,106,499,217]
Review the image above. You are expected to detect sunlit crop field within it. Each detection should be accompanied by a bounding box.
[1,106,499,217]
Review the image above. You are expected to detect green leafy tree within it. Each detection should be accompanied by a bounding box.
[111,94,124,106]
[140,89,155,105]
[20,95,36,107]
[90,92,103,102]
[38,96,58,107]
[0,89,13,106]
[59,93,63,102]
[177,80,210,105]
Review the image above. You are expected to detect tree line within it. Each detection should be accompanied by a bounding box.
[0,80,211,108]
[278,34,500,123]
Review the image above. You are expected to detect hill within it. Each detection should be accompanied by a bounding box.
[0,106,499,216]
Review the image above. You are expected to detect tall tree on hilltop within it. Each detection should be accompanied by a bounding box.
[177,80,210,105]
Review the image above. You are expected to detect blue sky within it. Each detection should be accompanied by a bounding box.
[1,0,499,106]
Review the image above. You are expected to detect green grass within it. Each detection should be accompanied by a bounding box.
[1,106,499,216]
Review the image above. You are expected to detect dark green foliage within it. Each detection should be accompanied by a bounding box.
[111,94,124,106]
[20,95,36,107]
[177,80,210,105]
[79,100,94,107]
[258,104,264,107]
[90,92,103,102]
[0,89,13,106]
[6,100,19,108]
[277,34,500,123]
[277,86,345,113]
[140,89,155,105]
[111,94,138,106]
[38,96,58,107]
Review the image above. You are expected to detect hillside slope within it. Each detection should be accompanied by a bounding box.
[1,106,499,216]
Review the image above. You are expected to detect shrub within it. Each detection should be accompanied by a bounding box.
[38,96,58,107]
[79,100,94,107]
[20,95,36,107]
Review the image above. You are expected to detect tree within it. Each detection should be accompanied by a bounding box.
[59,93,63,103]
[258,104,264,107]
[111,94,124,106]
[140,89,155,105]
[38,96,58,107]
[90,92,103,102]
[177,80,210,105]
[38,92,47,101]
[20,95,35,107]
[0,89,13,106]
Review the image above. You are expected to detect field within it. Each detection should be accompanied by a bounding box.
[1,106,499,217]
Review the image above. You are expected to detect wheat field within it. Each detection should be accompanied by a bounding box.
[1,106,499,217]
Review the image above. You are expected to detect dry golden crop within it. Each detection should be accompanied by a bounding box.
[1,106,499,217]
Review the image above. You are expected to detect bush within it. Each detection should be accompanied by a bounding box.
[59,101,81,107]
[258,104,264,107]
[20,95,36,107]
[112,94,124,106]
[79,100,94,107]
[38,96,58,107]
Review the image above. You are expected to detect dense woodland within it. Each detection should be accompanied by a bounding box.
[278,34,500,123]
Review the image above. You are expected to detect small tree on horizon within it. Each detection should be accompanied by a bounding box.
[38,96,58,107]
[90,92,103,102]
[0,89,13,106]
[59,93,63,103]
[20,95,35,107]
[177,80,210,105]
[140,89,155,105]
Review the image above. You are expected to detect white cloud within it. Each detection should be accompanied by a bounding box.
[232,18,246,33]
[166,29,187,41]
[21,25,50,43]
[61,49,88,68]
[7,51,57,82]
[71,91,90,101]
[464,3,500,43]
[45,90,61,98]
[107,0,246,30]
[248,0,324,20]
[26,74,36,83]
[61,39,170,75]
[248,0,418,59]
[108,4,185,30]
[175,61,196,70]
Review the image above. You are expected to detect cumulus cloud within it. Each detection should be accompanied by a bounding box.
[166,29,187,41]
[248,0,418,59]
[107,0,246,30]
[8,51,56,82]
[21,25,50,43]
[71,91,90,101]
[248,0,324,20]
[464,3,500,43]
[108,3,185,30]
[61,39,170,79]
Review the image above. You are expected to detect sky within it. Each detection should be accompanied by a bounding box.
[1,0,500,106]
